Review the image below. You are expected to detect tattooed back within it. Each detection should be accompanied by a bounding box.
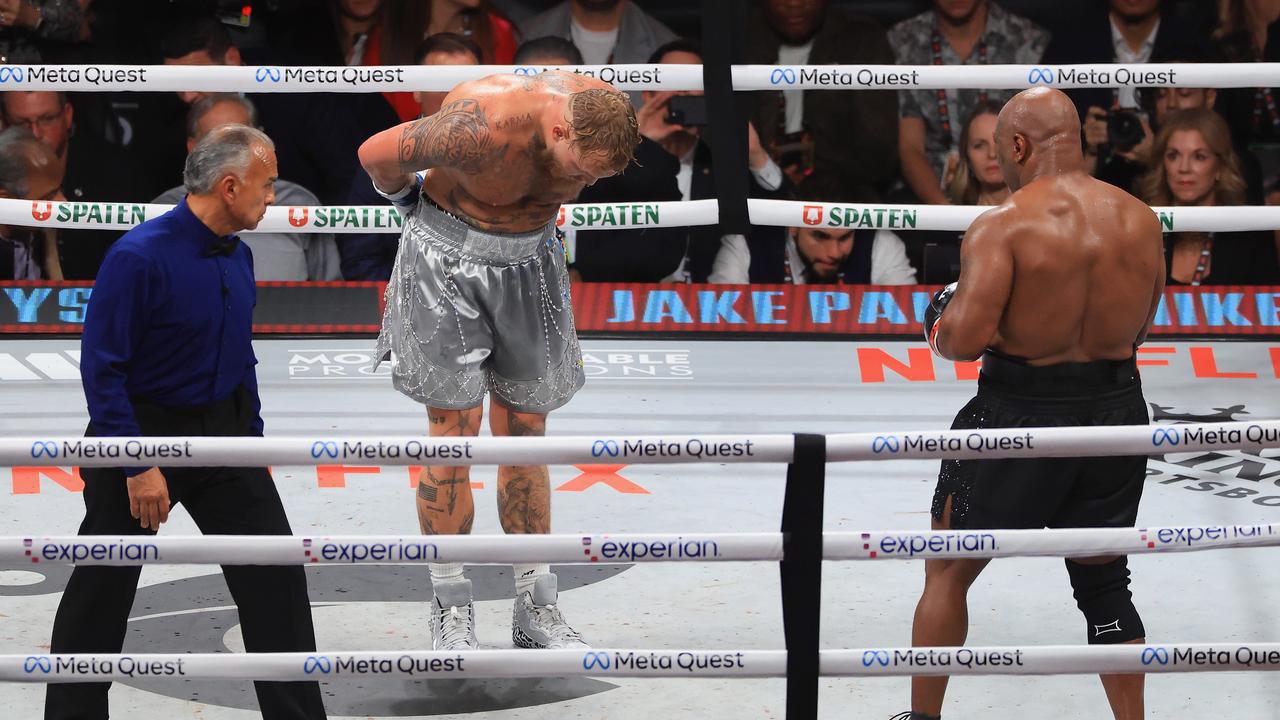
[398,71,622,233]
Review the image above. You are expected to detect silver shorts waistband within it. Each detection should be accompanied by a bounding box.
[407,198,554,264]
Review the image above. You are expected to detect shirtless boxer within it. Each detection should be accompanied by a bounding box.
[898,87,1165,720]
[357,71,638,650]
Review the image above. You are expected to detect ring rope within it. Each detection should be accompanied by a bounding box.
[6,524,1277,565]
[4,643,1279,682]
[5,198,1277,234]
[8,422,1277,467]
[5,62,1280,92]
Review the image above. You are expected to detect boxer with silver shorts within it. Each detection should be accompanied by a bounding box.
[358,71,638,651]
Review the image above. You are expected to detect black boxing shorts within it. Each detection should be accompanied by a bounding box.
[932,350,1148,530]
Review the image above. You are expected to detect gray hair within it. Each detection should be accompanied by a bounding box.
[0,127,44,197]
[186,93,259,140]
[182,124,274,195]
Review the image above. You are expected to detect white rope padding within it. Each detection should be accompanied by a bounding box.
[3,644,1278,682]
[12,434,792,467]
[732,63,1280,90]
[6,524,1276,566]
[747,200,1280,234]
[10,197,1280,235]
[826,420,1280,462]
[8,63,1280,92]
[0,198,718,234]
[7,422,1277,468]
[4,533,777,565]
[0,64,700,92]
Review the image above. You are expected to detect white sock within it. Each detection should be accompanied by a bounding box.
[513,563,551,599]
[430,562,465,585]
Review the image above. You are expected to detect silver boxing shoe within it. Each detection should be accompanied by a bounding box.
[430,577,479,650]
[512,574,589,649]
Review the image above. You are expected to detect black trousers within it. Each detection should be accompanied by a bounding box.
[45,388,327,720]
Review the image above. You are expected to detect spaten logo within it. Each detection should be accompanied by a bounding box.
[310,441,339,459]
[31,201,53,221]
[802,205,823,225]
[288,208,309,227]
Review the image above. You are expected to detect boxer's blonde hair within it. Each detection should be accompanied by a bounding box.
[568,88,640,171]
[1138,108,1246,207]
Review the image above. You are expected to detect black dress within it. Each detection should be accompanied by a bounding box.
[1163,231,1280,286]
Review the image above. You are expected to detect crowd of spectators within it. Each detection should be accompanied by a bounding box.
[1,0,1278,286]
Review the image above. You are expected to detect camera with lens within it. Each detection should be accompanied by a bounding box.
[1107,110,1146,152]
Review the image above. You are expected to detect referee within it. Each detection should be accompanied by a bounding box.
[47,125,327,720]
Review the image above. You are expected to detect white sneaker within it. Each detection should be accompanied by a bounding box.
[431,577,479,650]
[512,574,589,649]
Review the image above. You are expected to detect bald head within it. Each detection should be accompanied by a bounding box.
[995,87,1084,191]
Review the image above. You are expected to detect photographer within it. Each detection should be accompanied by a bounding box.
[1083,45,1263,201]
[1044,0,1205,193]
[1081,93,1154,192]
[573,38,789,283]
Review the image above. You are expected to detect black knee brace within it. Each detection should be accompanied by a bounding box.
[1066,557,1145,644]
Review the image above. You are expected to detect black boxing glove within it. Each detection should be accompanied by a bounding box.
[923,282,957,356]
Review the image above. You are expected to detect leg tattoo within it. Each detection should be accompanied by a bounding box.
[496,408,550,534]
[419,407,482,536]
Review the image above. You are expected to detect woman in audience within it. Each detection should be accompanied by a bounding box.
[944,101,1010,207]
[1138,108,1280,286]
[907,102,1008,284]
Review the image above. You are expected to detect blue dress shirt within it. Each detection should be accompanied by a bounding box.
[81,198,262,475]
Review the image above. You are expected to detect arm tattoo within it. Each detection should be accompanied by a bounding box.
[398,99,509,174]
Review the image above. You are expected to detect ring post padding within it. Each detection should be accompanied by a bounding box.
[781,433,825,720]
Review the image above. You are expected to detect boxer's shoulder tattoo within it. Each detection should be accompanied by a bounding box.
[494,112,534,132]
[399,98,509,174]
[539,73,570,92]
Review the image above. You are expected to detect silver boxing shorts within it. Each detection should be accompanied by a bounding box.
[374,199,585,413]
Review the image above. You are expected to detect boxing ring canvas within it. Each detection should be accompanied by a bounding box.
[0,337,1277,719]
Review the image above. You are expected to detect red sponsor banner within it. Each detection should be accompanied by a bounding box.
[3,282,1279,336]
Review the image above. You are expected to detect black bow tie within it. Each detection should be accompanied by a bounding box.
[202,238,240,257]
